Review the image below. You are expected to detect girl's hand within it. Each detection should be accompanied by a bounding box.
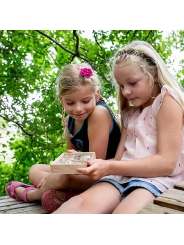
[77,159,109,180]
[37,177,46,188]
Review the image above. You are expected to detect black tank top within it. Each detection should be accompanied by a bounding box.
[68,100,121,159]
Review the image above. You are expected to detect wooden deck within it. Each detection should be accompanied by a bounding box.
[0,196,48,214]
[138,179,184,214]
[1,179,184,214]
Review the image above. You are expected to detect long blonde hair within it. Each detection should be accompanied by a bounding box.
[111,40,184,114]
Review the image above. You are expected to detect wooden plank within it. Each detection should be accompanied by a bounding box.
[0,198,41,209]
[0,196,39,206]
[0,201,42,211]
[174,179,184,191]
[1,205,48,214]
[154,188,184,212]
[0,196,47,214]
[0,196,19,204]
[0,196,10,200]
[138,203,184,214]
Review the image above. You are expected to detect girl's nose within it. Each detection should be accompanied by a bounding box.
[122,87,131,96]
[75,103,82,112]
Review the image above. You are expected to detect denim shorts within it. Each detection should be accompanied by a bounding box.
[94,179,162,201]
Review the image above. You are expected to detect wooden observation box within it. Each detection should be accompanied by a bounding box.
[50,152,96,174]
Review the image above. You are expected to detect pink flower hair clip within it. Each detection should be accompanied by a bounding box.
[79,67,93,78]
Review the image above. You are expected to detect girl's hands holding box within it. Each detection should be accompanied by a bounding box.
[77,159,109,180]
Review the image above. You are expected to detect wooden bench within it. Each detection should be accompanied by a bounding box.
[0,196,48,214]
[138,179,184,214]
[1,179,184,214]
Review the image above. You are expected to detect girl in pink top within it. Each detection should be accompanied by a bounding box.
[53,40,184,214]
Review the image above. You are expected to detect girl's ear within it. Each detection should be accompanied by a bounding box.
[95,89,100,102]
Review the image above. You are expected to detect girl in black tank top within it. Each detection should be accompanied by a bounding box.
[68,99,121,159]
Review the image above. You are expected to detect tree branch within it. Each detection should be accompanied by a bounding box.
[36,30,76,55]
[145,30,153,41]
[36,30,90,64]
[69,30,80,62]
[73,30,80,56]
[93,30,103,51]
[0,115,36,136]
[131,30,138,41]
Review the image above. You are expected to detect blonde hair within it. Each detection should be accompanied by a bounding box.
[111,40,184,114]
[56,63,101,139]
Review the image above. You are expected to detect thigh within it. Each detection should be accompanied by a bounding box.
[29,164,51,185]
[113,188,155,214]
[54,182,121,214]
[60,174,96,191]
[41,174,95,191]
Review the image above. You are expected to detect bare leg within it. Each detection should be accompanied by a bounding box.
[112,188,155,214]
[29,164,51,186]
[53,182,121,214]
[9,164,96,202]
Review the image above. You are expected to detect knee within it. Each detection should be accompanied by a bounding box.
[67,195,86,211]
[54,194,86,213]
[29,164,50,184]
[29,164,39,178]
[29,164,50,177]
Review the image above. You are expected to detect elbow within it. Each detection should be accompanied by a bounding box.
[163,158,179,176]
[166,166,176,176]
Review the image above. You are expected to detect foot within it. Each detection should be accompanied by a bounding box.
[12,186,35,201]
[5,181,37,202]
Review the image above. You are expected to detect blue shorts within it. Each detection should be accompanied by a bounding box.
[94,179,162,201]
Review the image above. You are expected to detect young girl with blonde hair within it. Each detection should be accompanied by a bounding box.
[52,40,184,214]
[5,63,121,213]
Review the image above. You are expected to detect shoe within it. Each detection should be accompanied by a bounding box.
[41,190,82,213]
[5,181,37,202]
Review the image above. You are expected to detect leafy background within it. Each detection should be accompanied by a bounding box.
[1,30,184,196]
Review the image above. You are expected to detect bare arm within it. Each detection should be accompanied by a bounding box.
[87,105,112,159]
[113,126,127,160]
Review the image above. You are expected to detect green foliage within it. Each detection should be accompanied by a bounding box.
[0,30,183,196]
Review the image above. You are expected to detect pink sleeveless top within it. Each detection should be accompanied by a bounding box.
[103,85,184,192]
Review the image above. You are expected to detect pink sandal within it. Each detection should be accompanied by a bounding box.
[5,181,37,202]
[41,190,82,213]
